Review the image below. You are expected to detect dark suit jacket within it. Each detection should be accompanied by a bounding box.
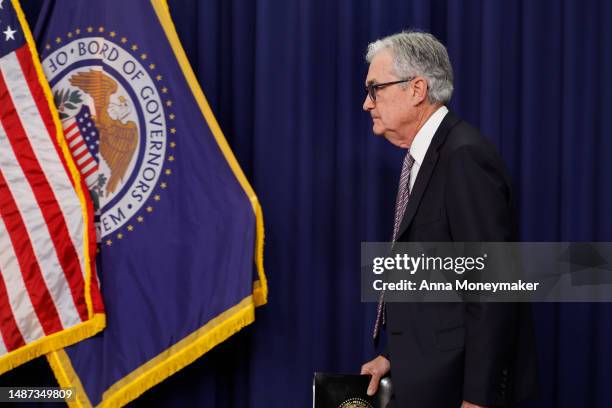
[385,111,538,407]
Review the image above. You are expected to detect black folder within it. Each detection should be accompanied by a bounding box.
[313,373,393,408]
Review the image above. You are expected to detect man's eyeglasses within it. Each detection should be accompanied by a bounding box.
[366,77,415,102]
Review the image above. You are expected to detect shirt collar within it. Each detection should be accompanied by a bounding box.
[409,105,449,165]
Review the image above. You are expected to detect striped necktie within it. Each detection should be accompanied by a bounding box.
[373,150,415,340]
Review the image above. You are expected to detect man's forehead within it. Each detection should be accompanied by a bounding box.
[365,50,395,84]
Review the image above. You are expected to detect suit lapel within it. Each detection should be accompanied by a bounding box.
[395,111,461,239]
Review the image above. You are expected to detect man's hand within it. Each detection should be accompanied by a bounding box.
[461,401,487,408]
[360,355,391,396]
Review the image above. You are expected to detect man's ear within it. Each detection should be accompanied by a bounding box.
[411,77,429,105]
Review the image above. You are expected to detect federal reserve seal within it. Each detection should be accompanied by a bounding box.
[338,397,373,408]
[41,27,176,243]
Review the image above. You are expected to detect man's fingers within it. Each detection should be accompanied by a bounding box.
[366,374,380,396]
[361,356,390,396]
[460,401,487,408]
[361,362,380,395]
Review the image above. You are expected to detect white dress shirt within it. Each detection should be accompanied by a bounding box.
[408,105,449,191]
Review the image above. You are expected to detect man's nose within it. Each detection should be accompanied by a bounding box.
[363,94,374,111]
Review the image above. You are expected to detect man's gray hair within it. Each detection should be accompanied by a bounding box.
[366,30,454,104]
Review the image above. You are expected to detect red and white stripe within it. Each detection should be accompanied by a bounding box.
[62,117,98,187]
[0,45,91,352]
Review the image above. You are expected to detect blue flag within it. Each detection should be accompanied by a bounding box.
[35,0,266,405]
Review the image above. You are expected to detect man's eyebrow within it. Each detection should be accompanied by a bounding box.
[366,79,376,86]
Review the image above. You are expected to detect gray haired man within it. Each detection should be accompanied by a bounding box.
[360,31,538,408]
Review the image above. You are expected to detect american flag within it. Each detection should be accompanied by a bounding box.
[0,0,104,373]
[63,105,100,188]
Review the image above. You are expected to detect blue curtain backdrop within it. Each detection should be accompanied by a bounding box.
[3,0,612,407]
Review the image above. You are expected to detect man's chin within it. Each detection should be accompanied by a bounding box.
[371,125,384,136]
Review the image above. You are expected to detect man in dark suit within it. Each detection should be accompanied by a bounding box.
[360,31,538,407]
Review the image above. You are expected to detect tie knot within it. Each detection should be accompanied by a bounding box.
[401,151,415,175]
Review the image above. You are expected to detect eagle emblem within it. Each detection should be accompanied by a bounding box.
[338,398,373,408]
[69,70,138,196]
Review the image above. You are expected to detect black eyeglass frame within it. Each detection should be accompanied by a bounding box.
[366,77,415,102]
